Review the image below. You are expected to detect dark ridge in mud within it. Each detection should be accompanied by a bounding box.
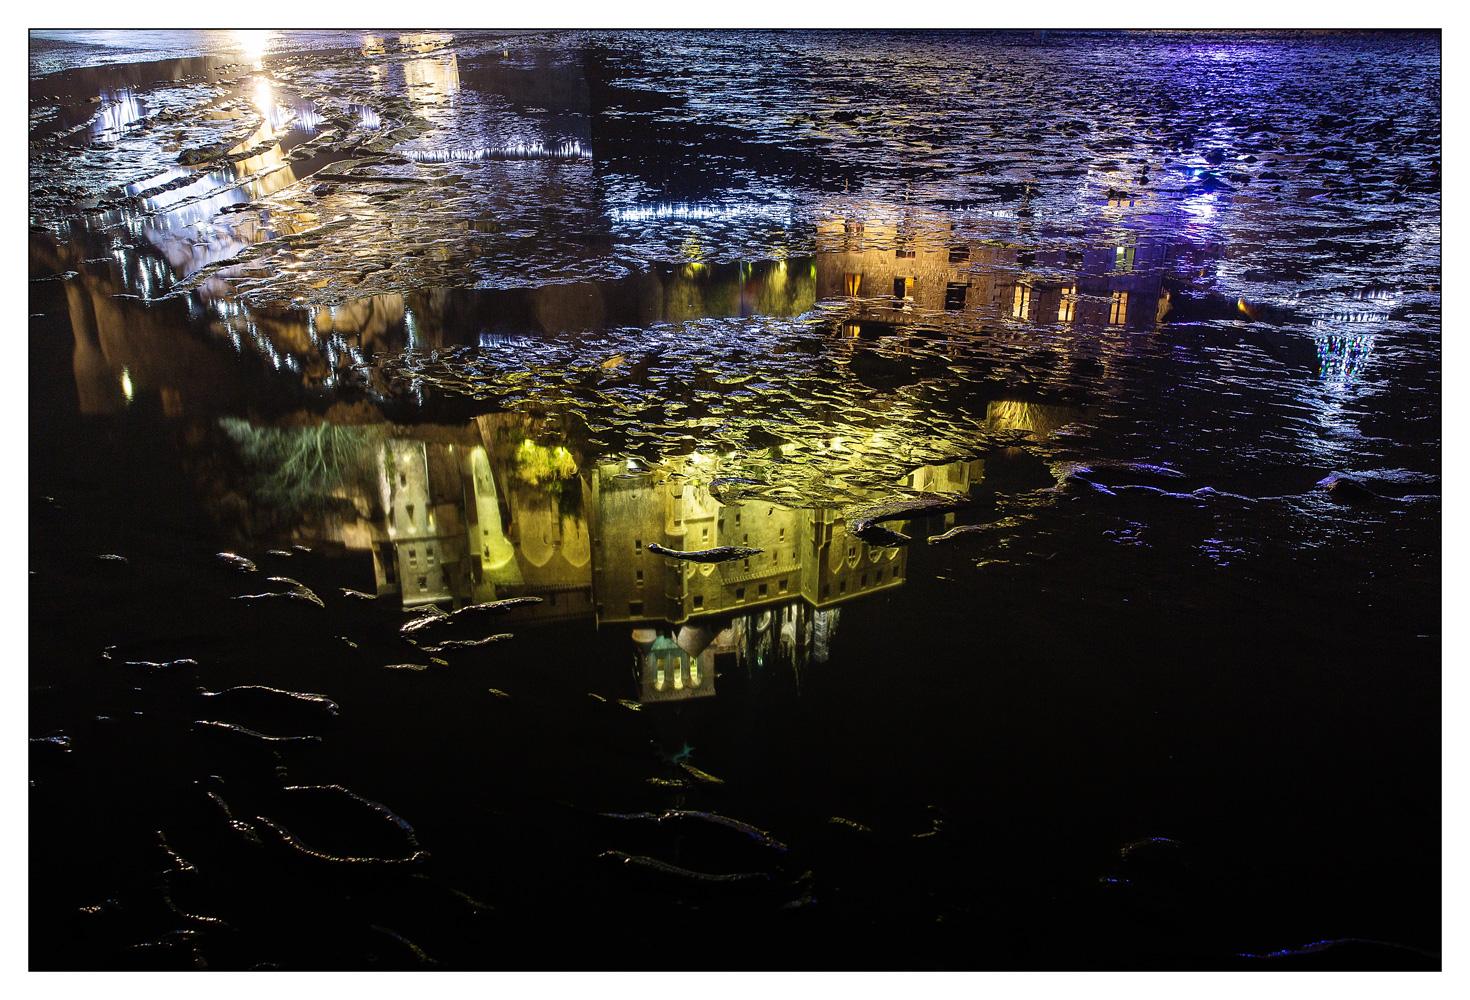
[646,543,765,563]
[847,494,973,544]
[598,850,772,883]
[197,686,341,716]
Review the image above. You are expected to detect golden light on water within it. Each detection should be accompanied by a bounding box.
[252,77,276,120]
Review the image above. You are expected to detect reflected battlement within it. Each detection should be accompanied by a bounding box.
[219,413,987,632]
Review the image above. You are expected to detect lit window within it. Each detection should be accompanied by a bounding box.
[1058,285,1076,322]
[844,272,863,296]
[893,276,914,299]
[1114,246,1135,271]
[1012,283,1032,319]
[1109,291,1129,325]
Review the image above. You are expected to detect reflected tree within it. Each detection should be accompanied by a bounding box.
[221,417,385,515]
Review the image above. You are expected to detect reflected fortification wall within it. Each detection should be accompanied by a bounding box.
[230,418,994,635]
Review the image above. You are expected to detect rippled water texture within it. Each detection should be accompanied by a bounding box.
[29,29,1440,970]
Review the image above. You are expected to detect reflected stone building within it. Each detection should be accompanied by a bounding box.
[304,417,955,638]
[230,413,987,703]
[588,462,934,627]
[816,203,1177,333]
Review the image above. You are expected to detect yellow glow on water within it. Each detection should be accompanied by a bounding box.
[252,77,275,120]
[404,54,460,104]
[119,368,134,403]
[233,30,273,68]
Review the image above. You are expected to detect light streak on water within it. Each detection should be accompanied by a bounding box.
[609,201,794,224]
[399,140,591,162]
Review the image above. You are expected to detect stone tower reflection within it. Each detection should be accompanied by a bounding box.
[286,417,989,702]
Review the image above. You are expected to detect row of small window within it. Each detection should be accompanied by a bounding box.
[404,545,437,567]
[633,533,791,555]
[731,578,788,603]
[845,273,921,299]
[841,273,1126,324]
[1012,285,1129,325]
[819,565,903,599]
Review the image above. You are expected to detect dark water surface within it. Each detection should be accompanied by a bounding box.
[29,29,1441,970]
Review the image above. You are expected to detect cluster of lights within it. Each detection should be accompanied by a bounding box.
[1313,331,1375,385]
[1311,310,1391,326]
[609,202,793,224]
[399,140,590,162]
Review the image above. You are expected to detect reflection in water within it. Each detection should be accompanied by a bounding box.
[217,414,986,622]
[212,411,1003,705]
[28,30,1441,970]
[816,205,1174,333]
[91,89,146,142]
[403,52,460,105]
[233,29,273,69]
[1314,332,1375,387]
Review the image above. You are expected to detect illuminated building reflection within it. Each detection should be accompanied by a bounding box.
[204,413,1002,702]
[815,203,1177,333]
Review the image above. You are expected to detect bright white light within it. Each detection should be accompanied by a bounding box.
[609,202,792,224]
[400,140,589,162]
[234,30,272,69]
